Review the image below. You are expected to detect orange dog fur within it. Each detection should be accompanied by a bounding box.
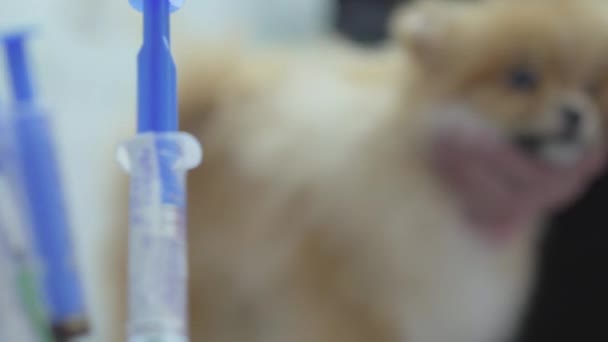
[109,1,608,341]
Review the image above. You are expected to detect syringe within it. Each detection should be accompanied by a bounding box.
[0,109,52,342]
[2,31,89,341]
[117,1,202,341]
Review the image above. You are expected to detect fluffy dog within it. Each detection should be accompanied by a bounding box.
[113,1,608,341]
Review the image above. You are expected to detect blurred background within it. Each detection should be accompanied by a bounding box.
[0,0,605,341]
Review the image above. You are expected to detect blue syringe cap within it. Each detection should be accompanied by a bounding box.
[1,29,36,103]
[129,0,184,13]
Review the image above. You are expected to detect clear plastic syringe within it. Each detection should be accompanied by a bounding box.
[117,1,202,341]
[2,31,89,341]
[0,109,52,342]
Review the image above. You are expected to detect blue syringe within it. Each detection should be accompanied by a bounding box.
[2,31,89,340]
[0,111,52,342]
[117,1,202,341]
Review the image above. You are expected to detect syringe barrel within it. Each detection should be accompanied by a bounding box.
[0,111,53,342]
[11,103,89,338]
[2,30,89,338]
[118,132,202,342]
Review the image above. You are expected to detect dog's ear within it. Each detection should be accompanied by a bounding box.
[389,1,470,67]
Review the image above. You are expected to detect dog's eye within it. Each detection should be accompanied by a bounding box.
[509,67,538,91]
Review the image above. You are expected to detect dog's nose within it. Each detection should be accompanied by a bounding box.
[562,106,581,131]
[560,106,582,140]
[514,134,543,156]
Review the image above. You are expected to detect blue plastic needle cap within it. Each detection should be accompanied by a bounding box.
[2,31,35,103]
[129,0,184,12]
[134,0,179,132]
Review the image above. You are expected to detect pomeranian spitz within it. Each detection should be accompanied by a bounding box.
[110,0,608,341]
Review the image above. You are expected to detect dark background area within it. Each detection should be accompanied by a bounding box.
[335,1,607,341]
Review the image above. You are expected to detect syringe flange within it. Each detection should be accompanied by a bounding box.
[129,0,184,13]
